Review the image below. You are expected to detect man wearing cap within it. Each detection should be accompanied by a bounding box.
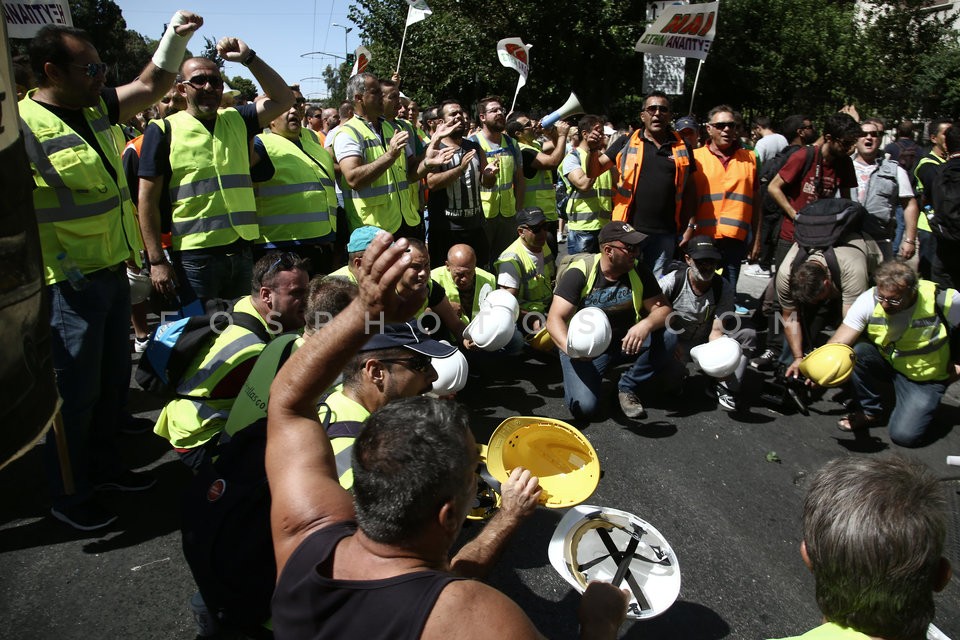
[692,105,761,289]
[658,236,756,412]
[266,232,629,638]
[495,207,556,334]
[547,221,675,420]
[432,244,497,325]
[326,225,383,283]
[561,114,615,254]
[675,115,699,150]
[251,86,337,274]
[319,320,457,489]
[138,41,295,307]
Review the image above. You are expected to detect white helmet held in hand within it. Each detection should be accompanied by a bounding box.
[431,342,469,395]
[566,307,612,359]
[127,268,152,305]
[481,288,520,322]
[463,307,516,352]
[689,336,742,378]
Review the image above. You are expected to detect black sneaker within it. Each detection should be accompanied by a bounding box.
[750,348,778,372]
[51,500,118,531]
[95,469,157,492]
[119,414,154,435]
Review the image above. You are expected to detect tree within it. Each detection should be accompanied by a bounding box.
[200,36,225,69]
[227,75,258,101]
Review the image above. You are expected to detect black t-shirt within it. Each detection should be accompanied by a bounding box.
[555,259,662,343]
[31,87,121,182]
[603,133,694,235]
[138,104,261,179]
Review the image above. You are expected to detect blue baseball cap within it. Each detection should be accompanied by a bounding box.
[347,226,384,253]
[674,116,698,132]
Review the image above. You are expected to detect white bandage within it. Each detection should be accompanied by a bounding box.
[152,11,193,73]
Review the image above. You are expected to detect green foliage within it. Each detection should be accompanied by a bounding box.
[349,0,960,126]
[227,75,258,101]
[200,36,225,69]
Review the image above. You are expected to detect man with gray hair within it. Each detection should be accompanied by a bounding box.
[772,455,951,640]
[827,258,960,446]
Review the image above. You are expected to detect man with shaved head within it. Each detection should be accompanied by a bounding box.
[431,244,497,324]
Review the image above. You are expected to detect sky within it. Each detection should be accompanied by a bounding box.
[116,0,369,100]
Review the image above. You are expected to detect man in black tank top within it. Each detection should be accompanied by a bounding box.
[266,231,630,639]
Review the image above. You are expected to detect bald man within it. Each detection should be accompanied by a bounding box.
[431,244,497,324]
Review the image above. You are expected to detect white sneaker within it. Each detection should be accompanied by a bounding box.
[134,336,150,353]
[742,264,771,278]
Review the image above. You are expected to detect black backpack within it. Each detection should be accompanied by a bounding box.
[135,299,271,397]
[892,139,920,182]
[931,160,960,242]
[791,198,866,286]
[759,145,814,218]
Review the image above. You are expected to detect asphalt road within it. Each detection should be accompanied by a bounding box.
[2,269,959,640]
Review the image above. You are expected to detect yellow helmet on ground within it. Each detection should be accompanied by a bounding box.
[548,505,681,619]
[486,416,600,508]
[526,326,555,352]
[799,343,856,387]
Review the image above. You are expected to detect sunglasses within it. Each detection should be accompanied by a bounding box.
[862,131,882,138]
[71,62,108,77]
[183,74,224,89]
[644,105,670,114]
[609,243,640,254]
[378,355,433,374]
[265,252,300,276]
[709,121,737,130]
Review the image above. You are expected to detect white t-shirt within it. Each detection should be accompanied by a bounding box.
[497,243,545,289]
[842,286,960,336]
[852,157,914,203]
[754,133,788,164]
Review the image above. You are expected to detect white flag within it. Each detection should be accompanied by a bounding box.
[405,0,431,25]
[351,46,371,77]
[496,37,531,80]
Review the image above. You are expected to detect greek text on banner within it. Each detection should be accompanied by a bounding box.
[3,0,72,39]
[635,1,717,61]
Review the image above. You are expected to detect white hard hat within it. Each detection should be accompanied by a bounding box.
[689,336,742,378]
[567,307,612,359]
[463,307,516,351]
[481,288,520,322]
[431,341,469,395]
[127,268,152,305]
[548,504,681,620]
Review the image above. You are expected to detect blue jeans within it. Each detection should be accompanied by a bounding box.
[638,232,677,278]
[892,204,905,254]
[44,266,131,508]
[852,341,946,447]
[174,245,254,306]
[565,229,600,255]
[559,328,677,420]
[714,237,747,292]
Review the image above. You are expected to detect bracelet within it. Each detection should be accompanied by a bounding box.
[904,238,919,245]
[687,223,697,230]
[241,49,257,66]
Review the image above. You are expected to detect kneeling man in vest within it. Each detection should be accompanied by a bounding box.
[495,207,556,339]
[547,221,676,421]
[827,258,960,447]
[155,252,309,469]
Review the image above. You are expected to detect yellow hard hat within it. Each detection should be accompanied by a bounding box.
[799,343,856,387]
[526,326,555,352]
[486,416,600,508]
[468,444,501,521]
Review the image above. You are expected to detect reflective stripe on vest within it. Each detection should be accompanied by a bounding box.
[612,131,691,228]
[519,140,558,220]
[562,147,613,230]
[692,146,756,241]
[340,117,405,233]
[392,118,422,225]
[20,92,143,285]
[570,253,644,323]
[473,132,518,219]
[254,129,336,245]
[494,238,555,313]
[865,280,952,381]
[224,334,301,437]
[319,391,371,490]
[177,331,266,395]
[166,109,259,251]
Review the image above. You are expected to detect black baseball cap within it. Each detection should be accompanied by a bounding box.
[684,236,722,261]
[598,221,647,245]
[516,207,547,228]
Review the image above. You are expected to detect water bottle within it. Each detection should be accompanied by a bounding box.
[924,204,935,223]
[56,252,88,291]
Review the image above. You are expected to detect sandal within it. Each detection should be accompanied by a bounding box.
[837,412,880,432]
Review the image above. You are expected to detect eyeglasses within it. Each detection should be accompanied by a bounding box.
[183,74,224,89]
[378,355,433,374]
[524,223,548,233]
[862,131,882,138]
[709,121,737,130]
[485,107,505,114]
[265,252,300,276]
[876,292,910,306]
[71,62,108,77]
[609,243,640,254]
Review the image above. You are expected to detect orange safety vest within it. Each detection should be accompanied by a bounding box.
[612,131,692,227]
[692,146,756,242]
